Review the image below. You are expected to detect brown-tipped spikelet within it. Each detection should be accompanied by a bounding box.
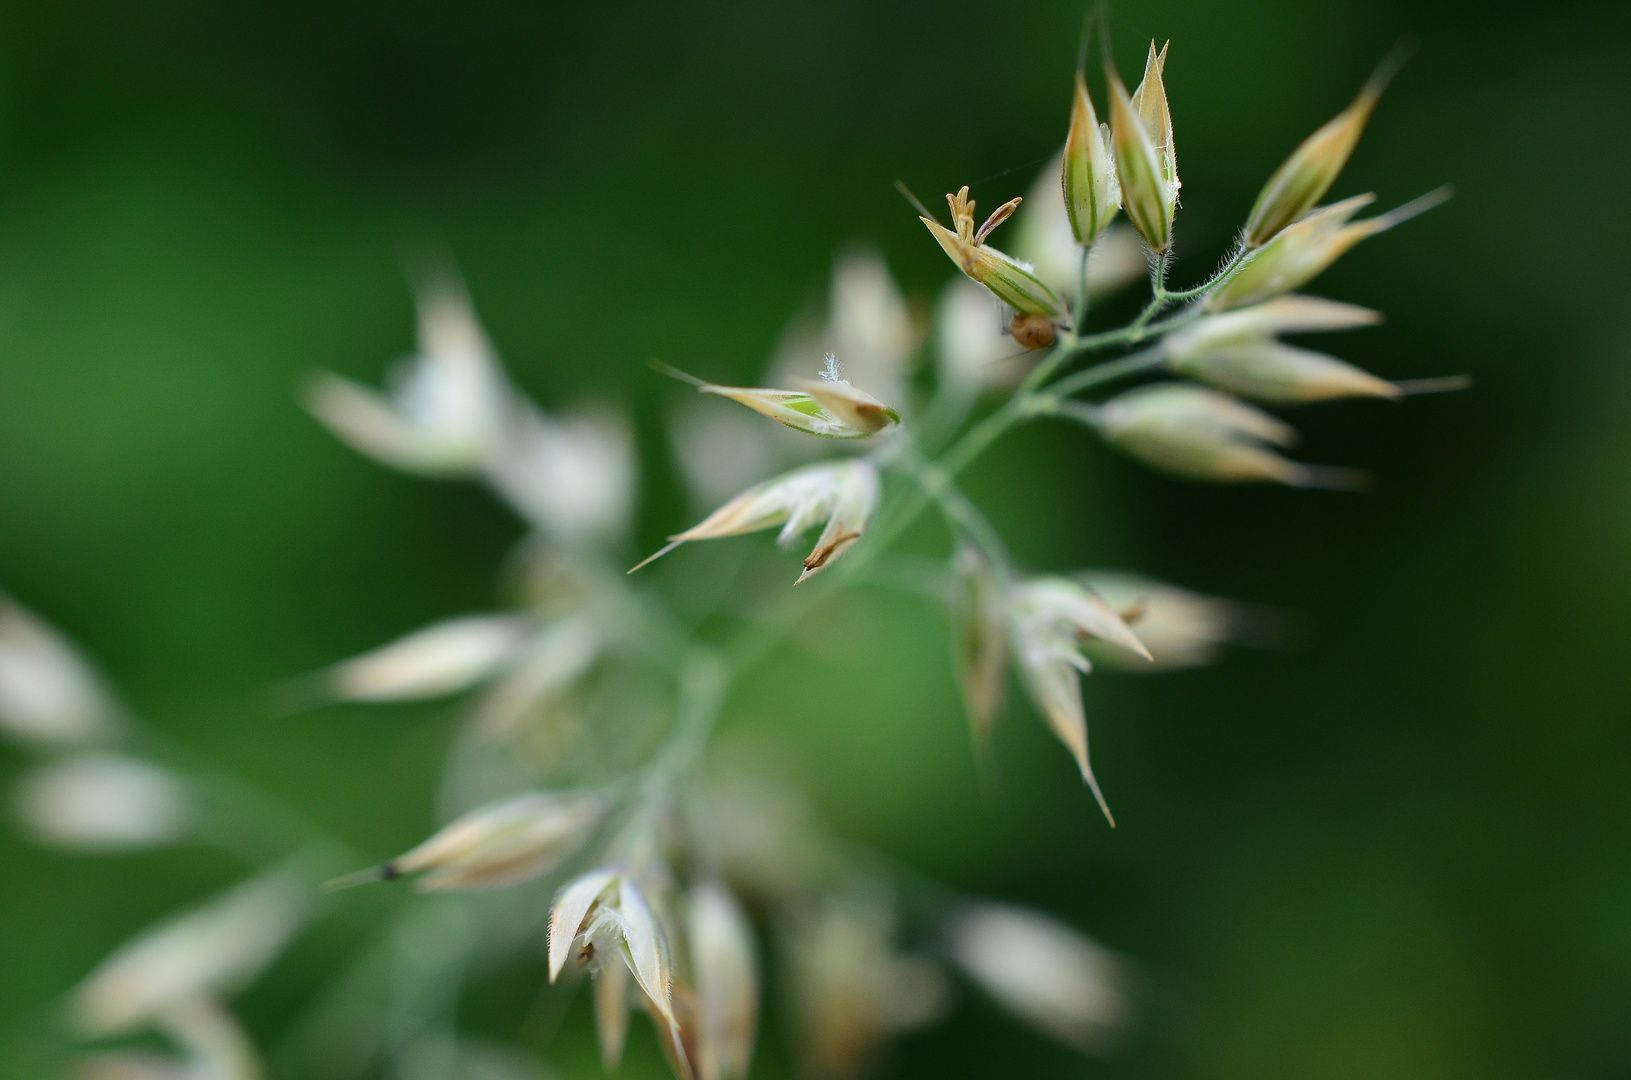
[1075,572,1242,672]
[630,460,878,584]
[1107,43,1178,252]
[1062,72,1121,246]
[1008,577,1150,824]
[657,364,899,440]
[921,187,1068,323]
[548,871,685,1059]
[1243,52,1404,247]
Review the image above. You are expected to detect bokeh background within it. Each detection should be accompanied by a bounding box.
[1,0,1628,1077]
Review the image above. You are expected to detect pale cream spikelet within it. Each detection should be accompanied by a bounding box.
[469,614,605,736]
[948,543,1010,752]
[1062,71,1121,246]
[548,871,685,1056]
[327,790,602,892]
[1164,295,1399,403]
[1008,577,1150,824]
[483,402,639,541]
[594,945,633,1070]
[74,869,308,1037]
[687,881,760,1080]
[1243,50,1406,247]
[1092,382,1368,489]
[1209,188,1452,311]
[76,996,265,1080]
[305,283,510,476]
[0,594,124,747]
[824,249,917,414]
[920,187,1069,324]
[1076,571,1241,671]
[630,460,879,584]
[15,754,189,851]
[1107,42,1178,252]
[320,614,534,702]
[946,903,1128,1053]
[787,893,948,1080]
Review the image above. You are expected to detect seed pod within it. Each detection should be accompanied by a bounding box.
[75,870,308,1036]
[688,881,760,1080]
[0,595,123,747]
[15,754,189,851]
[1008,577,1150,824]
[1106,43,1178,252]
[1062,72,1121,245]
[1094,382,1368,489]
[948,544,1010,752]
[1243,53,1404,247]
[921,187,1068,322]
[630,460,879,584]
[947,903,1128,1053]
[1209,188,1451,311]
[548,869,621,982]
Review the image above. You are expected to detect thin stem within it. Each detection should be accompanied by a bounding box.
[1073,243,1092,330]
[897,442,1012,577]
[1161,244,1248,302]
[1042,347,1166,400]
[641,645,730,794]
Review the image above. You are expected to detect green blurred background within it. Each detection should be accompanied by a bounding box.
[0,0,1628,1077]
